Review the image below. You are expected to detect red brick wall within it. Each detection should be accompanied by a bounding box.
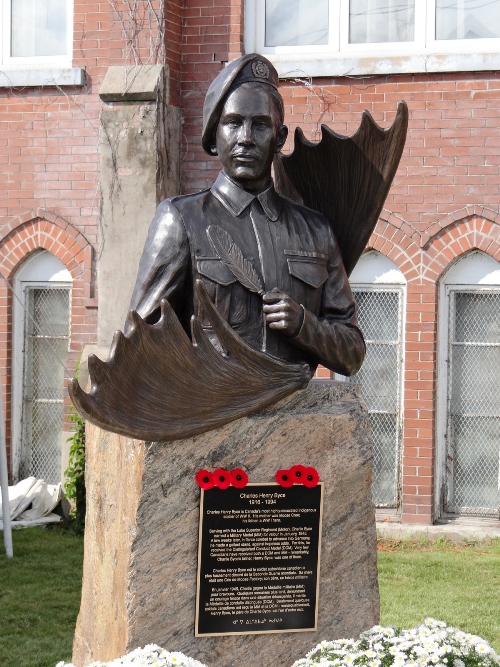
[0,0,172,475]
[178,5,500,523]
[180,0,245,192]
[2,0,500,521]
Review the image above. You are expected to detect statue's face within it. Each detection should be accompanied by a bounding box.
[215,83,287,193]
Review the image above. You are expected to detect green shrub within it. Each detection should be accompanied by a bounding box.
[64,357,86,533]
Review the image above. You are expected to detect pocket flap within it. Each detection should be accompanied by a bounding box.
[287,258,328,288]
[197,258,236,286]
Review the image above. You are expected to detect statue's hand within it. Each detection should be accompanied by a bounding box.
[262,288,304,338]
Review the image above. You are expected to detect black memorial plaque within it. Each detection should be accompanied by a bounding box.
[195,482,323,636]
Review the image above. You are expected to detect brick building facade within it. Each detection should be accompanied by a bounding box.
[1,0,500,525]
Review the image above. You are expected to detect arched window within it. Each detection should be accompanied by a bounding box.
[349,251,406,509]
[437,251,500,519]
[12,251,72,484]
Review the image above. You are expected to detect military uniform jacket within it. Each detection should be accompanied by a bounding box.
[128,171,365,376]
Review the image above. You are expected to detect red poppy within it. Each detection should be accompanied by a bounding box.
[303,467,320,488]
[213,468,231,489]
[195,469,214,490]
[290,464,307,484]
[275,469,294,487]
[230,468,248,488]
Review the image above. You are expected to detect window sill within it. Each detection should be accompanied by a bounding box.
[0,67,85,88]
[270,51,500,79]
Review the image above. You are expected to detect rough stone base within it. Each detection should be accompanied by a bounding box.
[73,380,379,667]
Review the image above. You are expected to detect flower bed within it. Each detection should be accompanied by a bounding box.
[294,619,500,667]
[57,620,500,667]
[56,646,208,667]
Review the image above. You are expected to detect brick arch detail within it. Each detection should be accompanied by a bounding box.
[0,208,93,282]
[421,215,500,283]
[0,211,98,476]
[366,218,421,282]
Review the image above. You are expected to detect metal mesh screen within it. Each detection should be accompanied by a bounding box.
[446,291,500,517]
[352,289,404,507]
[20,286,70,484]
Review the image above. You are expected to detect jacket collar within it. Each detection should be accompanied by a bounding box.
[210,171,281,221]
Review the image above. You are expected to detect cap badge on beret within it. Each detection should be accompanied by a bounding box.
[251,60,270,79]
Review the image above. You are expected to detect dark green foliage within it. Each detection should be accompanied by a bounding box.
[64,406,86,532]
[64,356,86,533]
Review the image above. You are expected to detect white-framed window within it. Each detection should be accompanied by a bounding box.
[0,0,73,68]
[343,251,406,508]
[436,251,500,520]
[245,0,500,77]
[12,251,72,485]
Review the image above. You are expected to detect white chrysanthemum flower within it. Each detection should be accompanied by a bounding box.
[399,641,414,651]
[476,644,491,655]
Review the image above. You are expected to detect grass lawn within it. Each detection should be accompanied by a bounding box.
[0,526,83,667]
[0,528,499,666]
[378,537,500,652]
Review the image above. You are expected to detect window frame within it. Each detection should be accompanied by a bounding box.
[350,283,406,510]
[340,251,407,512]
[11,251,72,484]
[435,251,500,520]
[245,0,500,76]
[0,0,73,69]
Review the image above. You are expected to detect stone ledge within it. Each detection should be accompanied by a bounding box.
[0,67,85,88]
[99,65,165,102]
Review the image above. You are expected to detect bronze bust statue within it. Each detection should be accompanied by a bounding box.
[69,54,408,442]
[127,54,365,376]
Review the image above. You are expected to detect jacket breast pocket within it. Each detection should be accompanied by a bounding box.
[286,251,329,289]
[196,258,236,325]
[285,251,329,314]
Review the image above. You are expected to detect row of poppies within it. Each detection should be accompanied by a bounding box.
[195,465,320,490]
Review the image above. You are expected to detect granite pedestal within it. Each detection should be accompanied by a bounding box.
[72,380,379,667]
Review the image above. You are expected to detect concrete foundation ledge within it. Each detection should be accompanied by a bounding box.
[377,521,500,542]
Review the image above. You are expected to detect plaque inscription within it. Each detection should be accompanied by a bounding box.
[195,482,323,636]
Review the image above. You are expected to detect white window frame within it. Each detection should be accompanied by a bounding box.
[0,0,73,69]
[11,251,72,483]
[344,251,407,512]
[435,251,500,520]
[245,0,500,77]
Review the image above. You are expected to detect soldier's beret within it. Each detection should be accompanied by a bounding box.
[202,53,279,155]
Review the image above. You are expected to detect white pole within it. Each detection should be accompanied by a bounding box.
[0,366,13,557]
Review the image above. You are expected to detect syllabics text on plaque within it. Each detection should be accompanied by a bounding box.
[195,482,323,636]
